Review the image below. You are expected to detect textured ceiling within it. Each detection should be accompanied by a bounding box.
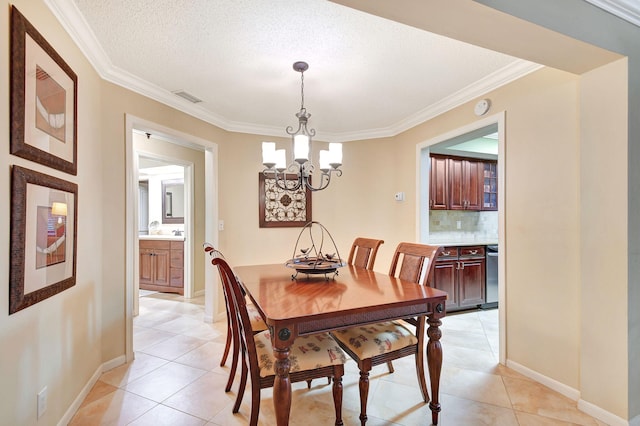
[48,0,544,141]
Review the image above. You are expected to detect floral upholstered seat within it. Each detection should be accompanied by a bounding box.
[254,331,347,377]
[331,321,417,359]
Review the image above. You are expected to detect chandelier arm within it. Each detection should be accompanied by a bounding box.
[304,170,332,192]
[285,124,302,136]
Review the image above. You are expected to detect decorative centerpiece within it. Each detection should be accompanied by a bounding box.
[285,221,346,280]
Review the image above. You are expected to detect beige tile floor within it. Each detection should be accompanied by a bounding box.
[70,292,607,425]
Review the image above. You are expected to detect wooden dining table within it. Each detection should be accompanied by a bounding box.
[234,263,448,425]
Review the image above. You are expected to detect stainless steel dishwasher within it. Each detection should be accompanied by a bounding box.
[482,245,498,309]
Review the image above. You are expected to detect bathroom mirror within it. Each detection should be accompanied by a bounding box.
[162,179,184,224]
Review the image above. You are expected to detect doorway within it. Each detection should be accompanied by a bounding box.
[136,155,189,300]
[124,115,220,363]
[417,111,506,364]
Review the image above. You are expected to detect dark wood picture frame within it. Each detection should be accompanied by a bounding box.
[259,173,312,228]
[10,166,78,314]
[10,6,78,175]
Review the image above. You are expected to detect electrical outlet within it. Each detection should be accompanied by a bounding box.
[37,386,47,418]
[456,220,462,229]
[218,220,224,231]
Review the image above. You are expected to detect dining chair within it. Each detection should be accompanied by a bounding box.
[203,243,267,393]
[209,250,348,426]
[347,237,384,270]
[332,242,443,426]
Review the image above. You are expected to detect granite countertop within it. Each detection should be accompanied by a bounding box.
[139,235,185,241]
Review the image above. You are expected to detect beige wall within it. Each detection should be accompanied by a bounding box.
[580,58,629,415]
[0,0,635,425]
[0,1,105,424]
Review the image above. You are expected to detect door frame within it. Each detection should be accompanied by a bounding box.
[416,111,506,364]
[124,114,219,362]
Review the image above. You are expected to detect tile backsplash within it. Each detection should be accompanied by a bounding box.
[429,210,498,241]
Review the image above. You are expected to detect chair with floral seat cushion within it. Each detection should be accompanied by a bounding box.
[203,243,267,393]
[331,242,443,426]
[347,237,384,270]
[210,250,347,426]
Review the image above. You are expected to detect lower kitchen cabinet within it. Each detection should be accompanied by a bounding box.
[140,239,184,294]
[430,245,485,312]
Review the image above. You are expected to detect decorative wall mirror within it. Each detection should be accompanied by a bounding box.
[162,178,184,224]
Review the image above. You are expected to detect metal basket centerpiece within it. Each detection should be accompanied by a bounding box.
[285,221,346,280]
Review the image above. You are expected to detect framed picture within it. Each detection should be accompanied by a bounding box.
[10,166,78,314]
[10,6,78,175]
[259,173,312,228]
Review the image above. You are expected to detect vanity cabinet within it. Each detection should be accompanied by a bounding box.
[429,155,497,211]
[140,239,184,294]
[429,245,485,312]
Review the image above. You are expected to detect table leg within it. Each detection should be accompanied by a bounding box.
[273,341,292,425]
[427,315,443,425]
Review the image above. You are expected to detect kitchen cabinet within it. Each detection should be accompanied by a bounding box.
[448,157,482,210]
[429,245,485,312]
[482,161,498,210]
[429,155,495,211]
[429,156,448,210]
[140,239,184,294]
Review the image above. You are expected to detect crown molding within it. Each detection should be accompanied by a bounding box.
[45,0,542,142]
[583,0,640,27]
[386,60,542,138]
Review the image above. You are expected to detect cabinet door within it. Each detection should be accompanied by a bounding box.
[139,249,154,285]
[153,249,171,286]
[447,158,464,210]
[465,160,483,210]
[449,158,482,210]
[458,259,485,307]
[482,161,498,210]
[429,156,448,209]
[432,261,458,310]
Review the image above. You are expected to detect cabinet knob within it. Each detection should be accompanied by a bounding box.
[470,250,478,255]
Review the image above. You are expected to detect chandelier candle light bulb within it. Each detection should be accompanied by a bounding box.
[294,135,310,163]
[329,142,343,167]
[275,149,287,170]
[319,150,331,171]
[262,142,276,168]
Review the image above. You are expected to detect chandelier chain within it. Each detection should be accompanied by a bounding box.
[300,71,305,111]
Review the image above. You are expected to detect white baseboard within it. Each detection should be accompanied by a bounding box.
[506,359,580,400]
[193,289,205,298]
[507,359,633,426]
[578,398,631,426]
[57,355,127,426]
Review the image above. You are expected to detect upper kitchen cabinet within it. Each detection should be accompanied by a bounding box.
[430,156,448,210]
[482,162,498,210]
[429,154,497,211]
[448,157,482,210]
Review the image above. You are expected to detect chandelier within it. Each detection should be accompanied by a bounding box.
[261,61,342,192]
